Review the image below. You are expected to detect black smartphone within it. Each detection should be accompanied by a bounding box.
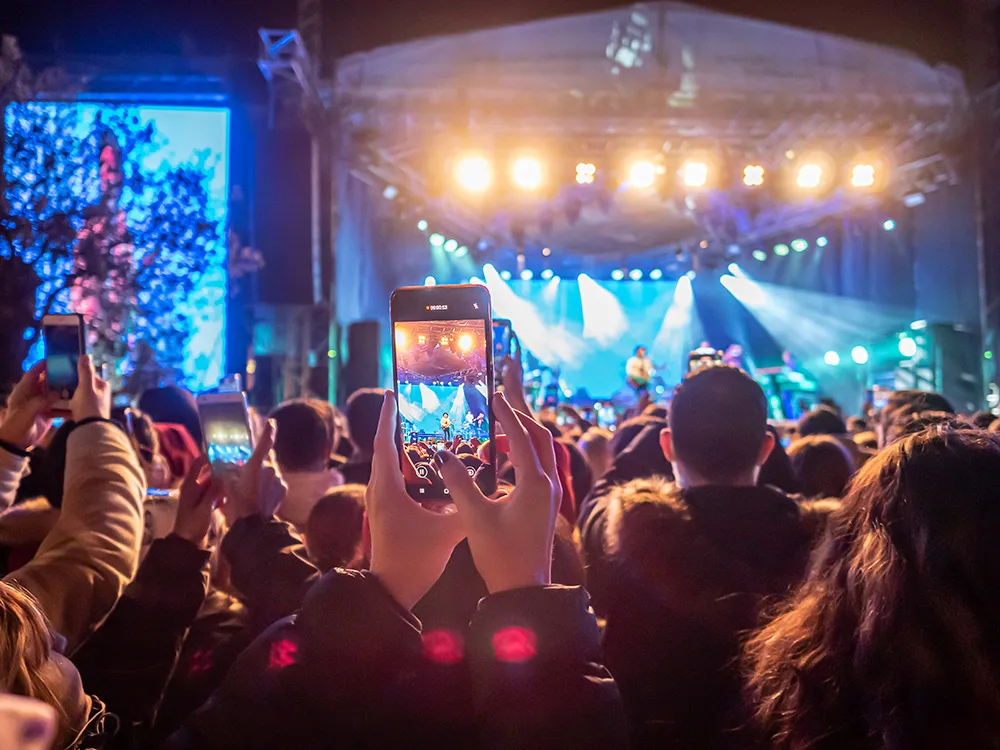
[493,318,512,380]
[42,314,85,410]
[390,284,496,501]
[196,392,255,468]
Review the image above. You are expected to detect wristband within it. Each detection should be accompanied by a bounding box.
[0,438,30,458]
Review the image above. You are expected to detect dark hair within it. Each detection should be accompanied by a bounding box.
[305,485,366,572]
[559,438,593,511]
[669,366,768,482]
[538,416,563,440]
[269,399,332,472]
[846,416,868,434]
[138,386,203,446]
[786,435,854,499]
[642,404,669,420]
[972,410,997,430]
[345,389,385,455]
[757,425,798,494]
[797,407,847,437]
[745,427,1000,750]
[634,345,646,355]
[879,390,955,448]
[609,415,665,457]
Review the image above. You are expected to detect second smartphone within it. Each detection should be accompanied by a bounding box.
[390,284,496,501]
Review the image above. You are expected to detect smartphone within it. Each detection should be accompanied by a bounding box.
[493,319,512,378]
[42,314,84,410]
[196,392,254,468]
[390,284,496,501]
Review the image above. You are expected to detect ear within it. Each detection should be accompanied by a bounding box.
[758,430,776,466]
[659,428,674,462]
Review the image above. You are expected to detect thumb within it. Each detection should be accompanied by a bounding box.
[247,418,275,472]
[435,450,486,519]
[77,354,95,390]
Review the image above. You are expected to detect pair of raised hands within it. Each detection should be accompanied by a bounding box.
[368,391,562,611]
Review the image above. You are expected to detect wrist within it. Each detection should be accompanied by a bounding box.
[0,430,31,453]
[370,566,422,611]
[484,570,550,595]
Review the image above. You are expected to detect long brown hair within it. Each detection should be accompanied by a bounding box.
[744,427,1000,750]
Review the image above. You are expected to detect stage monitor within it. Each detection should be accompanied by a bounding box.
[4,102,230,391]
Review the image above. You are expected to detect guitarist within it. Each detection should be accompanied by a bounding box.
[625,345,656,396]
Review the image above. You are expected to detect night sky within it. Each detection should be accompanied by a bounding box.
[3,0,966,66]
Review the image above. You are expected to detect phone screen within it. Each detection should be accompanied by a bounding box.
[44,322,82,398]
[392,286,495,501]
[199,399,253,467]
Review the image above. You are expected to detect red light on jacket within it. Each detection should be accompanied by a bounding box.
[422,629,464,665]
[491,626,537,663]
[268,639,298,670]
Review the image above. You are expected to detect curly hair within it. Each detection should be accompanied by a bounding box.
[744,427,1000,750]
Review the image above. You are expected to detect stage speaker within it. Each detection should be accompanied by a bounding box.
[896,324,982,413]
[341,320,381,401]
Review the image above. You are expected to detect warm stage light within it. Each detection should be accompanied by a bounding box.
[542,247,551,257]
[796,163,824,190]
[511,157,543,190]
[455,154,493,193]
[681,159,710,188]
[851,163,877,188]
[458,334,473,352]
[743,164,765,187]
[575,162,597,185]
[628,160,657,189]
[395,329,407,348]
[824,351,840,367]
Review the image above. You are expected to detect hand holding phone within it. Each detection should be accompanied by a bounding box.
[197,392,255,469]
[0,362,54,451]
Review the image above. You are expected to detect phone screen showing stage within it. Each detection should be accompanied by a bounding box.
[199,401,253,467]
[44,323,81,398]
[394,317,493,500]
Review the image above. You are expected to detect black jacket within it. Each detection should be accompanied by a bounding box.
[580,462,829,749]
[163,569,627,749]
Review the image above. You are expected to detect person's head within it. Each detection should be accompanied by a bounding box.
[878,389,955,447]
[345,388,385,458]
[757,425,798,494]
[269,399,332,473]
[887,409,970,446]
[305,485,367,572]
[797,407,847,438]
[972,410,997,430]
[560,438,594,510]
[786,435,854,499]
[634,345,646,358]
[745,427,1000,749]
[846,416,868,434]
[642,403,669,420]
[663,366,773,487]
[578,427,613,481]
[0,582,90,744]
[138,386,203,447]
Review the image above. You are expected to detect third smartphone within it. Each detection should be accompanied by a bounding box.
[42,314,84,411]
[196,392,255,468]
[390,284,496,501]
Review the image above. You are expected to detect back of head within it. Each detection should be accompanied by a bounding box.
[797,407,847,437]
[559,438,594,510]
[578,427,613,480]
[746,426,1000,749]
[138,386,203,446]
[786,434,854,498]
[345,388,385,456]
[972,410,997,430]
[269,399,332,472]
[0,582,60,720]
[879,389,955,447]
[669,366,768,483]
[610,415,664,457]
[305,485,366,572]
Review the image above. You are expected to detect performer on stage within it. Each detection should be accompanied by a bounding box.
[626,345,655,395]
[440,412,452,441]
[464,411,475,438]
[475,412,486,438]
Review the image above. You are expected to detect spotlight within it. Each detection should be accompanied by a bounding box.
[455,154,493,193]
[395,329,407,348]
[649,268,664,280]
[520,269,534,281]
[575,162,597,185]
[629,269,643,281]
[824,351,841,367]
[511,156,543,191]
[429,233,445,247]
[816,236,829,247]
[742,164,765,187]
[500,270,512,281]
[455,245,468,258]
[382,185,399,200]
[541,247,552,257]
[796,163,824,190]
[898,336,917,358]
[851,163,877,188]
[444,239,458,253]
[541,269,554,280]
[611,269,625,281]
[424,275,437,286]
[681,159,710,188]
[851,345,870,365]
[791,238,808,253]
[752,249,767,262]
[773,243,790,257]
[458,334,473,352]
[628,160,657,189]
[417,219,428,232]
[883,218,896,231]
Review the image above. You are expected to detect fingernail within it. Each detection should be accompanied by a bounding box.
[434,450,453,467]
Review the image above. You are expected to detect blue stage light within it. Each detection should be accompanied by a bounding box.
[541,269,554,280]
[500,270,512,281]
[417,219,428,232]
[629,269,643,281]
[649,269,663,280]
[444,238,458,252]
[882,219,896,231]
[429,233,445,247]
[520,269,533,281]
[752,249,767,262]
[424,275,437,286]
[816,236,828,247]
[611,269,625,281]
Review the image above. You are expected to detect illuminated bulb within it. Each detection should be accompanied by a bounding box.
[541,269,554,280]
[455,155,492,192]
[444,239,458,253]
[898,337,917,358]
[575,162,597,185]
[824,351,840,366]
[611,269,625,281]
[458,334,473,352]
[752,249,767,262]
[417,219,428,232]
[796,163,824,190]
[629,269,643,281]
[743,164,765,187]
[851,345,870,365]
[791,238,808,253]
[511,157,543,190]
[520,269,533,281]
[816,236,829,247]
[629,161,657,189]
[682,160,709,188]
[455,245,468,258]
[500,270,512,281]
[773,243,790,257]
[649,269,663,280]
[429,233,445,247]
[423,275,436,286]
[851,164,877,188]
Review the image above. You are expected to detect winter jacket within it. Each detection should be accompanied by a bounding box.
[0,421,145,653]
[581,472,830,749]
[163,569,628,749]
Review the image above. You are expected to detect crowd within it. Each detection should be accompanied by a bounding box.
[0,347,998,749]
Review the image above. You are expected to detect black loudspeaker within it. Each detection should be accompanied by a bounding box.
[342,320,381,401]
